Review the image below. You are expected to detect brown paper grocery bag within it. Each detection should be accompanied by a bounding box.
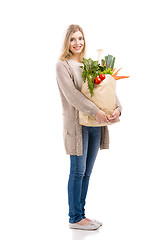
[79,74,120,126]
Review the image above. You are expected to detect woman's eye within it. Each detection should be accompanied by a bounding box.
[70,38,74,42]
[79,37,83,40]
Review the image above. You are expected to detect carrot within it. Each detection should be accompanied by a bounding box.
[113,76,130,80]
[104,61,106,67]
[112,68,122,77]
[112,68,116,73]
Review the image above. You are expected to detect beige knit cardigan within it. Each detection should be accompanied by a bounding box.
[56,60,122,156]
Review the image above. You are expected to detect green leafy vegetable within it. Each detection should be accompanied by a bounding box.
[80,58,106,96]
[80,55,116,96]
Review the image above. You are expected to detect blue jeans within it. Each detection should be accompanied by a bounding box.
[68,126,101,223]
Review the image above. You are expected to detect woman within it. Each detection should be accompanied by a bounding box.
[56,24,122,230]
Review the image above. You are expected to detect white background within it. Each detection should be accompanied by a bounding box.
[0,0,160,239]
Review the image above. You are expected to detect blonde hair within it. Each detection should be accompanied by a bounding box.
[59,24,86,61]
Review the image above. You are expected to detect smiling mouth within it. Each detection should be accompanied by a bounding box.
[73,45,82,50]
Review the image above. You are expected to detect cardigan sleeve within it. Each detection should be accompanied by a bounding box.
[56,61,99,117]
[115,95,122,114]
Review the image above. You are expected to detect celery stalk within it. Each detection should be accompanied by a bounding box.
[111,57,115,70]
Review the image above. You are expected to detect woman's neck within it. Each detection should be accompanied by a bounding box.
[70,54,82,63]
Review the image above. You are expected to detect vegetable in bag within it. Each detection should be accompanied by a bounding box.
[79,55,129,126]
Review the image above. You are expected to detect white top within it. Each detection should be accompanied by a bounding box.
[68,59,83,90]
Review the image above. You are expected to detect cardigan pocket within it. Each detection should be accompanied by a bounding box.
[65,127,76,136]
[64,129,76,154]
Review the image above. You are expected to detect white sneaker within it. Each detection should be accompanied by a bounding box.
[92,219,103,226]
[69,222,100,230]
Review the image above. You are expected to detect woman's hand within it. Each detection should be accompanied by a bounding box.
[108,109,120,123]
[95,110,109,124]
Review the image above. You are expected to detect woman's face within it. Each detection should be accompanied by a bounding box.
[69,31,84,55]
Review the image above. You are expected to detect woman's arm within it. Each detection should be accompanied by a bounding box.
[109,95,122,122]
[56,61,100,117]
[115,95,122,114]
